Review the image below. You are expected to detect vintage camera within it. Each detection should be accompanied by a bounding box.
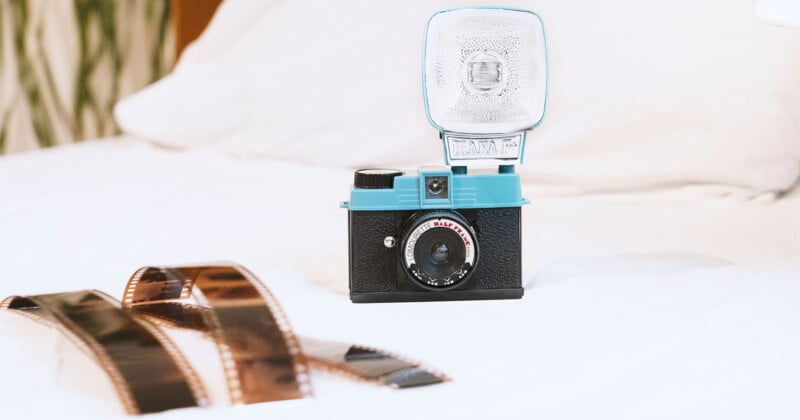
[341,7,548,303]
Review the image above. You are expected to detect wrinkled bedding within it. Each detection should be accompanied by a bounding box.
[0,138,798,419]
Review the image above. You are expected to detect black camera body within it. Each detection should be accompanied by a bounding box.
[342,167,525,303]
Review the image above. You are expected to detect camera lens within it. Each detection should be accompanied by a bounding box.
[401,212,478,289]
[430,243,450,263]
[428,180,443,195]
[424,176,448,199]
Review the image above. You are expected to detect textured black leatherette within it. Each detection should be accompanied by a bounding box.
[348,207,522,299]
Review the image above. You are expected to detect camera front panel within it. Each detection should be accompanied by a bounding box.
[348,207,522,302]
[348,210,411,294]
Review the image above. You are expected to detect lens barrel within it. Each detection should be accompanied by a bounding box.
[400,211,478,289]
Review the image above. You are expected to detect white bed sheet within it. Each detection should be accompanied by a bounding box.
[0,137,799,419]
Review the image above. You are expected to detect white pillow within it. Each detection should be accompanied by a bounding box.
[115,0,800,197]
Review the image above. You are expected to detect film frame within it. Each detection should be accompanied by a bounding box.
[2,264,449,414]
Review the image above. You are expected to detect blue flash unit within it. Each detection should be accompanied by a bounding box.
[342,7,548,303]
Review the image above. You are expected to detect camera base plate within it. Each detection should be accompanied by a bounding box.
[349,288,523,303]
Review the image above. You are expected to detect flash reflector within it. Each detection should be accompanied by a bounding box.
[423,7,547,140]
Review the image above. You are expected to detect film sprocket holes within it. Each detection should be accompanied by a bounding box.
[341,7,548,303]
[1,265,448,414]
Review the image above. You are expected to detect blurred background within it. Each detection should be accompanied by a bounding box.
[0,2,799,417]
[0,0,221,154]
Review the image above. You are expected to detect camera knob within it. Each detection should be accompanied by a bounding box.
[354,169,402,189]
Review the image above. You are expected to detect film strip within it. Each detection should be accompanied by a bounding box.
[123,265,449,392]
[298,337,447,388]
[124,304,448,389]
[0,290,206,415]
[122,265,312,404]
[1,264,448,415]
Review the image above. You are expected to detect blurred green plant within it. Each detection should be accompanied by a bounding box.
[12,0,55,148]
[0,0,173,154]
[147,0,171,83]
[0,1,6,153]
